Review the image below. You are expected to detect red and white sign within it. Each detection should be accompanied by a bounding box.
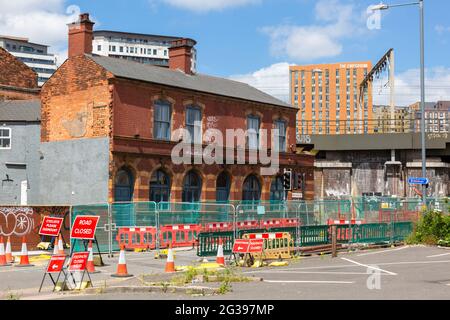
[232,239,264,254]
[39,216,64,237]
[233,239,250,253]
[46,255,66,273]
[248,239,264,253]
[70,216,100,240]
[68,252,89,272]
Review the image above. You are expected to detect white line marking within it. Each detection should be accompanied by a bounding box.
[264,280,354,284]
[426,253,450,258]
[341,257,397,276]
[248,271,388,276]
[357,246,409,257]
[377,260,450,266]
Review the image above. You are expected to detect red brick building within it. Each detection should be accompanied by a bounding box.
[0,47,40,100]
[40,14,314,203]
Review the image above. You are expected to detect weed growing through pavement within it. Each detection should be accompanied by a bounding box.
[4,291,21,300]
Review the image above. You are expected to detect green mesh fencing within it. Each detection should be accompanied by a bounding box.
[70,204,110,253]
[197,232,234,257]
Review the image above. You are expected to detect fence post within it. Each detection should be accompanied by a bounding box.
[156,202,160,255]
[331,225,337,258]
[108,203,113,258]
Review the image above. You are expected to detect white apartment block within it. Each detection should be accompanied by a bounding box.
[0,36,57,87]
[92,30,197,73]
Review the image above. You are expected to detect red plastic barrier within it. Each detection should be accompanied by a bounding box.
[261,218,299,229]
[201,222,234,233]
[116,227,157,250]
[235,220,260,230]
[159,224,201,248]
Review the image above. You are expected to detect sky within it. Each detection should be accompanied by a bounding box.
[1,0,449,106]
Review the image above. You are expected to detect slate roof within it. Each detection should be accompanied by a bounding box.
[86,54,292,109]
[0,99,41,121]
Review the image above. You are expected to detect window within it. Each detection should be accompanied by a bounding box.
[153,49,157,55]
[120,46,124,53]
[149,170,170,202]
[270,176,286,201]
[242,175,261,201]
[154,101,171,140]
[216,171,231,202]
[274,120,286,152]
[0,128,11,149]
[97,45,102,51]
[114,167,134,202]
[186,106,202,144]
[247,115,260,150]
[182,171,202,202]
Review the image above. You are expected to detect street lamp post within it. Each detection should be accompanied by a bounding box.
[371,0,427,205]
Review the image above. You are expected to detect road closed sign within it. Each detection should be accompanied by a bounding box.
[70,216,100,240]
[68,252,90,272]
[46,255,66,273]
[248,239,264,253]
[39,216,64,237]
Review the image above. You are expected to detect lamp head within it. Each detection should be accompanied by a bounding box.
[370,3,389,11]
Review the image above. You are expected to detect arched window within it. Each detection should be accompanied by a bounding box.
[216,171,231,202]
[242,175,261,201]
[154,100,171,140]
[270,175,286,201]
[114,167,134,202]
[149,169,170,203]
[182,170,202,202]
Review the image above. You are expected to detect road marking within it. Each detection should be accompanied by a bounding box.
[357,246,409,257]
[426,252,450,258]
[248,271,390,275]
[377,260,450,266]
[264,280,354,284]
[341,257,397,276]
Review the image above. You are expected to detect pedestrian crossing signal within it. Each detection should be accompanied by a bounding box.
[283,169,292,191]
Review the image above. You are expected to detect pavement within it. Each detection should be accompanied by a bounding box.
[1,245,450,300]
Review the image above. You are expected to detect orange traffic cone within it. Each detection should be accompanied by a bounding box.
[216,238,225,266]
[15,236,34,267]
[86,240,100,274]
[165,243,175,273]
[0,237,8,266]
[5,236,13,263]
[111,245,132,278]
[57,234,65,255]
[52,239,59,255]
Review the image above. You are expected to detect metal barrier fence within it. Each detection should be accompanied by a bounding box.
[69,197,448,256]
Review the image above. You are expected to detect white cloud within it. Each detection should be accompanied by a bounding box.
[435,25,450,35]
[154,0,260,13]
[262,0,365,62]
[229,62,292,102]
[373,67,450,106]
[0,1,82,64]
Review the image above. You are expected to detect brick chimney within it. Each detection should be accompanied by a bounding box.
[68,13,95,58]
[169,38,197,75]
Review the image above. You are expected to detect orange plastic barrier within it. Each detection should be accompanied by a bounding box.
[116,227,157,250]
[260,218,299,229]
[159,224,201,248]
[235,220,260,230]
[201,222,234,233]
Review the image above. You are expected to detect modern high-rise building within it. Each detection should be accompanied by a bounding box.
[290,61,373,136]
[92,30,197,73]
[0,35,57,87]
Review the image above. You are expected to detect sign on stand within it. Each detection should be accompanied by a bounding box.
[232,239,264,267]
[39,216,64,237]
[39,255,67,292]
[69,215,104,267]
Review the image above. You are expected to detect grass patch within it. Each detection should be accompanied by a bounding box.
[4,291,21,300]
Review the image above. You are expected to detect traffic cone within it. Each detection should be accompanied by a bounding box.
[165,243,175,273]
[5,236,13,263]
[86,240,100,274]
[0,237,7,266]
[216,238,225,266]
[57,234,65,255]
[52,239,59,255]
[15,236,34,267]
[111,245,132,278]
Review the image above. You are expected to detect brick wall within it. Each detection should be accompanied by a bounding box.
[0,47,39,100]
[40,55,113,142]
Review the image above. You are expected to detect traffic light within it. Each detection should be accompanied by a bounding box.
[283,169,292,191]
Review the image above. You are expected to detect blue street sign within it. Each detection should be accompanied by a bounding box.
[408,177,429,185]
